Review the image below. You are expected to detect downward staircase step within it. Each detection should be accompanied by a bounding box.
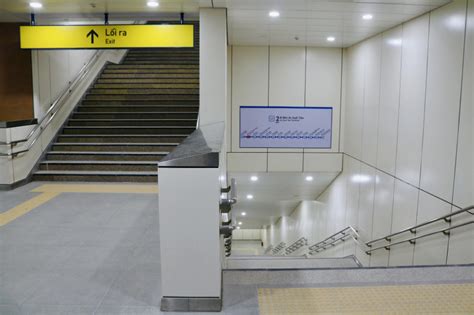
[107,64,199,69]
[103,68,199,74]
[94,83,199,89]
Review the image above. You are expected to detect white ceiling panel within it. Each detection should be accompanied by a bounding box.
[0,0,451,47]
[228,172,340,229]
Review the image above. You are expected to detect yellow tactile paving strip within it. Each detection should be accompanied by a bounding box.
[258,284,474,314]
[32,183,159,194]
[0,184,158,227]
[0,192,60,227]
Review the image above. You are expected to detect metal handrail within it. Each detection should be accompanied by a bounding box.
[366,220,474,254]
[366,205,474,246]
[0,50,104,157]
[308,226,369,255]
[284,237,308,255]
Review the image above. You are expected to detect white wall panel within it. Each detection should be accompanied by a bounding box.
[447,206,474,264]
[388,180,419,266]
[343,45,365,159]
[453,0,474,208]
[376,26,402,174]
[361,35,382,165]
[420,0,467,201]
[49,51,70,101]
[267,153,303,172]
[231,46,269,153]
[413,191,451,265]
[37,51,51,119]
[269,46,305,106]
[227,153,267,172]
[395,15,430,186]
[305,48,342,152]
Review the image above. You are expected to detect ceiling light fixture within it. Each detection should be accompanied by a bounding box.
[29,2,42,8]
[237,226,241,229]
[269,10,280,18]
[250,176,258,182]
[305,176,314,182]
[327,36,336,42]
[147,1,159,8]
[246,194,254,200]
[362,14,373,20]
[241,212,247,216]
[238,221,242,225]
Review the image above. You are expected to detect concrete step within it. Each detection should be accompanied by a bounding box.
[67,119,196,127]
[39,160,158,172]
[51,142,179,152]
[88,88,199,95]
[77,105,199,112]
[71,112,198,119]
[56,134,187,143]
[33,170,157,183]
[94,83,199,89]
[61,126,195,135]
[107,64,199,69]
[96,78,199,84]
[46,151,168,161]
[103,68,199,74]
[84,94,199,101]
[100,73,199,79]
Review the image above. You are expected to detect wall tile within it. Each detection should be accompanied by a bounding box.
[376,26,403,174]
[420,0,467,201]
[453,0,474,208]
[361,35,382,165]
[395,14,430,186]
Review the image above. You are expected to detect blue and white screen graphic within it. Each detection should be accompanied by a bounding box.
[240,106,333,148]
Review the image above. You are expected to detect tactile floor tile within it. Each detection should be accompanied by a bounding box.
[258,283,474,314]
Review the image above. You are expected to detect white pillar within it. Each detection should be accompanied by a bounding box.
[199,8,227,126]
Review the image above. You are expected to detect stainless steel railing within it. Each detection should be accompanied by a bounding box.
[366,205,474,246]
[304,205,473,256]
[0,50,104,158]
[284,237,308,255]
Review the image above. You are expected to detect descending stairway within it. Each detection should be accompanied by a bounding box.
[33,23,199,183]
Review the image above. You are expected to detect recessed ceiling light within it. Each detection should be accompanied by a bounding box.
[305,176,314,182]
[327,36,336,42]
[246,194,254,200]
[250,176,258,182]
[269,10,280,18]
[29,2,42,8]
[147,1,159,8]
[362,14,373,20]
[238,221,242,225]
[237,226,241,229]
[241,212,247,216]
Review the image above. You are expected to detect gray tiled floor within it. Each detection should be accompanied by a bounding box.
[0,182,260,315]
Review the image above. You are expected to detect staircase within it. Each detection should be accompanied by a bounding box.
[33,23,199,183]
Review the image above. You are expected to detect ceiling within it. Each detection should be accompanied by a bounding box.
[227,171,340,229]
[0,0,451,47]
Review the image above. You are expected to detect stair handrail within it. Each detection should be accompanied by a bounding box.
[284,237,308,255]
[366,205,474,246]
[0,50,104,158]
[365,220,474,255]
[308,226,368,255]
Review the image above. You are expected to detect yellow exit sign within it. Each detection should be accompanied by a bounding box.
[20,24,194,49]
